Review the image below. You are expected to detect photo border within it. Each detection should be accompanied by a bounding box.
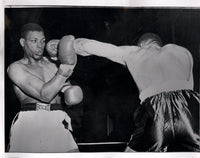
[1,1,200,158]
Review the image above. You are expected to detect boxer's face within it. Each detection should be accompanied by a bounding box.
[20,31,46,60]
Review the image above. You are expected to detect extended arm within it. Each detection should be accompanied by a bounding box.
[46,35,138,66]
[7,63,73,103]
[73,38,129,65]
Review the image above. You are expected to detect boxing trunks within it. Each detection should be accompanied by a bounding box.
[8,103,79,152]
[128,81,200,151]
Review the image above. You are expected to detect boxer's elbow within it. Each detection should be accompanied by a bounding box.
[40,90,55,103]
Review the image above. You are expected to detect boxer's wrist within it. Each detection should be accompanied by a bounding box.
[61,82,71,93]
[57,64,74,78]
[56,71,68,80]
[57,67,70,78]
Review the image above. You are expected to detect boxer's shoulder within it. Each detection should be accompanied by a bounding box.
[7,60,29,84]
[7,59,25,73]
[122,46,140,57]
[159,44,192,64]
[160,44,190,57]
[162,44,188,52]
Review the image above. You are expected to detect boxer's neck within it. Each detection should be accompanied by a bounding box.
[142,43,161,50]
[23,56,45,66]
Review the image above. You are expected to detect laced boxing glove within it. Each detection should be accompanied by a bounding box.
[46,35,77,64]
[47,35,83,106]
[58,35,77,65]
[61,82,83,106]
[58,35,83,106]
[46,39,60,58]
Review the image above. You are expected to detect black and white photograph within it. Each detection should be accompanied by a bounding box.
[1,0,200,157]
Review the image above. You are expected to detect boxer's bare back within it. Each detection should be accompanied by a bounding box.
[125,43,193,93]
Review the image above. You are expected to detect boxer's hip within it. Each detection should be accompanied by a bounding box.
[139,80,193,103]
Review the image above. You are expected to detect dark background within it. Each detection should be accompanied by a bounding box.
[5,7,200,152]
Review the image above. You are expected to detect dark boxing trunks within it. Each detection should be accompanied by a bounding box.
[128,89,200,152]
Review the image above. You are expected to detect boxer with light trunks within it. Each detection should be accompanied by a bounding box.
[47,33,200,151]
[7,23,83,152]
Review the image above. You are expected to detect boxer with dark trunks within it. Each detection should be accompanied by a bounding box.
[47,33,200,151]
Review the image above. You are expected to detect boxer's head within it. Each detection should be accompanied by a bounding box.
[137,33,163,48]
[20,23,44,39]
[20,23,46,60]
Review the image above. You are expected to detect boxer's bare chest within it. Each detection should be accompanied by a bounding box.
[14,59,60,104]
[25,62,57,82]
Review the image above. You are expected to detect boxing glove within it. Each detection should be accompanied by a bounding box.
[63,85,83,106]
[58,35,77,65]
[46,39,60,57]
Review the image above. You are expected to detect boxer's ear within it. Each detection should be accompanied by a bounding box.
[19,38,25,47]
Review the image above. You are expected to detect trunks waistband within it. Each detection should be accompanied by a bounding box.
[139,80,193,103]
[21,103,63,111]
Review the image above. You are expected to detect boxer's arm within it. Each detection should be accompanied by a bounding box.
[73,38,136,65]
[7,63,73,103]
[46,36,138,65]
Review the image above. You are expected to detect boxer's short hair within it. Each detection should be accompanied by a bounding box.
[137,33,163,47]
[20,23,44,38]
